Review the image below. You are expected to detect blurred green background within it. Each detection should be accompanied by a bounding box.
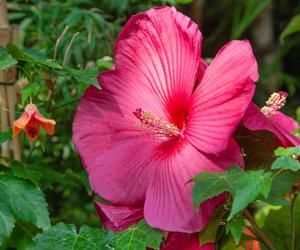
[5,0,300,238]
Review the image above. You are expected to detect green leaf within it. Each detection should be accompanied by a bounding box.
[262,196,300,250]
[231,0,272,39]
[6,43,62,69]
[21,82,41,106]
[199,219,220,245]
[175,0,194,4]
[228,172,272,220]
[193,168,272,220]
[114,220,163,250]
[193,167,243,208]
[26,223,114,250]
[0,173,50,231]
[265,171,300,205]
[63,67,99,88]
[0,202,15,246]
[96,59,113,70]
[0,128,12,145]
[271,156,300,171]
[11,161,41,186]
[0,47,17,70]
[226,218,245,245]
[274,146,300,157]
[280,14,300,43]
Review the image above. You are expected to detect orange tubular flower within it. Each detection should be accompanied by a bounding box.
[13,104,56,141]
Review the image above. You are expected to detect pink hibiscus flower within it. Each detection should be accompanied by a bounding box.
[73,6,258,233]
[161,233,214,250]
[243,92,300,147]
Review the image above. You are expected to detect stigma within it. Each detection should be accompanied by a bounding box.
[133,108,181,138]
[261,91,288,117]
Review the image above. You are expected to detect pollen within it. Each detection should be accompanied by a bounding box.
[261,91,288,117]
[133,108,181,137]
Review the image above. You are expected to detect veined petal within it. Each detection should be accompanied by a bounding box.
[94,202,143,232]
[99,6,202,127]
[186,40,258,154]
[73,86,141,170]
[144,140,242,233]
[74,7,203,170]
[88,138,157,206]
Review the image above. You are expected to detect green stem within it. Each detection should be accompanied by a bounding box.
[291,193,298,250]
[244,209,276,250]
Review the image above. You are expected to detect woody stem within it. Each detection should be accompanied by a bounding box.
[243,209,275,250]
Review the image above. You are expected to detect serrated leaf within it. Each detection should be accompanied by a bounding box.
[228,172,272,220]
[115,220,163,250]
[0,173,50,231]
[0,47,17,70]
[226,219,245,245]
[271,156,300,171]
[26,222,114,250]
[193,168,272,221]
[11,161,41,186]
[0,128,12,145]
[280,14,300,43]
[0,202,15,246]
[193,167,243,209]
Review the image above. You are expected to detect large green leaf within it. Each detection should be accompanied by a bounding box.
[6,43,62,69]
[0,48,17,70]
[114,220,163,250]
[26,223,113,250]
[193,168,272,220]
[265,171,300,205]
[280,14,300,43]
[0,173,50,231]
[11,161,41,186]
[262,196,300,250]
[0,202,15,246]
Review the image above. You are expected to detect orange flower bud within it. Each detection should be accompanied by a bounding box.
[13,104,56,141]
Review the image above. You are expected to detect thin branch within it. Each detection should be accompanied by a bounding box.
[244,209,276,250]
[62,32,79,67]
[53,26,69,60]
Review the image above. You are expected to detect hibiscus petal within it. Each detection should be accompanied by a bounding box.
[73,86,140,170]
[243,103,300,147]
[99,6,202,127]
[88,138,157,206]
[94,202,143,232]
[144,140,242,233]
[161,233,214,250]
[186,40,258,154]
